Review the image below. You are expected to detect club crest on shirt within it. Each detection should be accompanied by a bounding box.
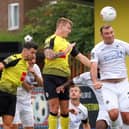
[106,100,110,104]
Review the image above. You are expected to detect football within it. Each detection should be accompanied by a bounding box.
[100,6,117,22]
[24,35,33,42]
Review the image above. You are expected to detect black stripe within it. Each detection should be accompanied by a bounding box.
[49,37,56,49]
[3,58,21,68]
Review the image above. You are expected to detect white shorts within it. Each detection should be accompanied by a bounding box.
[96,105,111,126]
[13,102,34,128]
[97,110,111,126]
[101,79,129,112]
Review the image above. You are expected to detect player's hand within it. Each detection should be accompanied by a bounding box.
[44,49,56,59]
[56,85,65,93]
[93,81,102,89]
[69,109,78,115]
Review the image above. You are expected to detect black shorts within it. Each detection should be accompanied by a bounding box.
[43,75,69,100]
[0,90,16,116]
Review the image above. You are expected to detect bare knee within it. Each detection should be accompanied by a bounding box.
[96,120,108,129]
[60,100,69,115]
[121,112,129,125]
[108,109,119,121]
[48,98,59,114]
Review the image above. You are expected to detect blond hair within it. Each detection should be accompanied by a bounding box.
[56,17,73,28]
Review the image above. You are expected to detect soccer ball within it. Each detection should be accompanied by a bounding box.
[100,6,117,22]
[24,35,33,42]
[33,94,48,123]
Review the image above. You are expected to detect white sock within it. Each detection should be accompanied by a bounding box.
[111,113,123,129]
[122,123,129,129]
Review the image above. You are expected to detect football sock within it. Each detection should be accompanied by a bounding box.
[60,114,69,129]
[48,113,58,129]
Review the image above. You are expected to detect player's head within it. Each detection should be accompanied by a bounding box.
[28,54,36,67]
[69,86,82,100]
[56,17,73,38]
[100,25,114,44]
[22,42,38,61]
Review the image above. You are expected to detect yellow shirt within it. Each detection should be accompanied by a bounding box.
[43,34,71,77]
[0,54,28,95]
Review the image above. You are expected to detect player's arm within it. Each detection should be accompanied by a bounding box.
[22,81,33,92]
[0,55,21,70]
[44,37,56,60]
[82,120,91,129]
[28,66,43,86]
[90,48,102,89]
[56,73,86,93]
[90,62,98,84]
[44,42,76,60]
[61,79,74,88]
[90,62,102,89]
[70,46,90,68]
[75,53,91,68]
[44,48,56,60]
[56,80,74,93]
[33,72,43,86]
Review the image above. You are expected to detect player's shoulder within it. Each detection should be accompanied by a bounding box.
[78,103,88,112]
[114,39,129,45]
[45,34,55,44]
[33,64,40,69]
[33,64,42,75]
[3,53,21,64]
[92,41,104,52]
[10,53,21,59]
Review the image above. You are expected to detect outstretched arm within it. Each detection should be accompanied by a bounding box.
[90,62,102,89]
[22,81,33,92]
[75,53,91,68]
[56,80,74,93]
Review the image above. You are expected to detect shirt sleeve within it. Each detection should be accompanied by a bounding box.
[33,64,43,79]
[70,46,80,57]
[2,54,21,68]
[90,48,99,63]
[44,37,56,49]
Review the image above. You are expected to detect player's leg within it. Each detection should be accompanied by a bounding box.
[20,109,34,129]
[12,103,21,129]
[58,78,69,129]
[43,75,60,129]
[2,115,14,129]
[96,120,108,129]
[119,79,129,129]
[0,91,17,129]
[48,98,60,129]
[96,107,111,129]
[60,100,69,129]
[101,82,123,129]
